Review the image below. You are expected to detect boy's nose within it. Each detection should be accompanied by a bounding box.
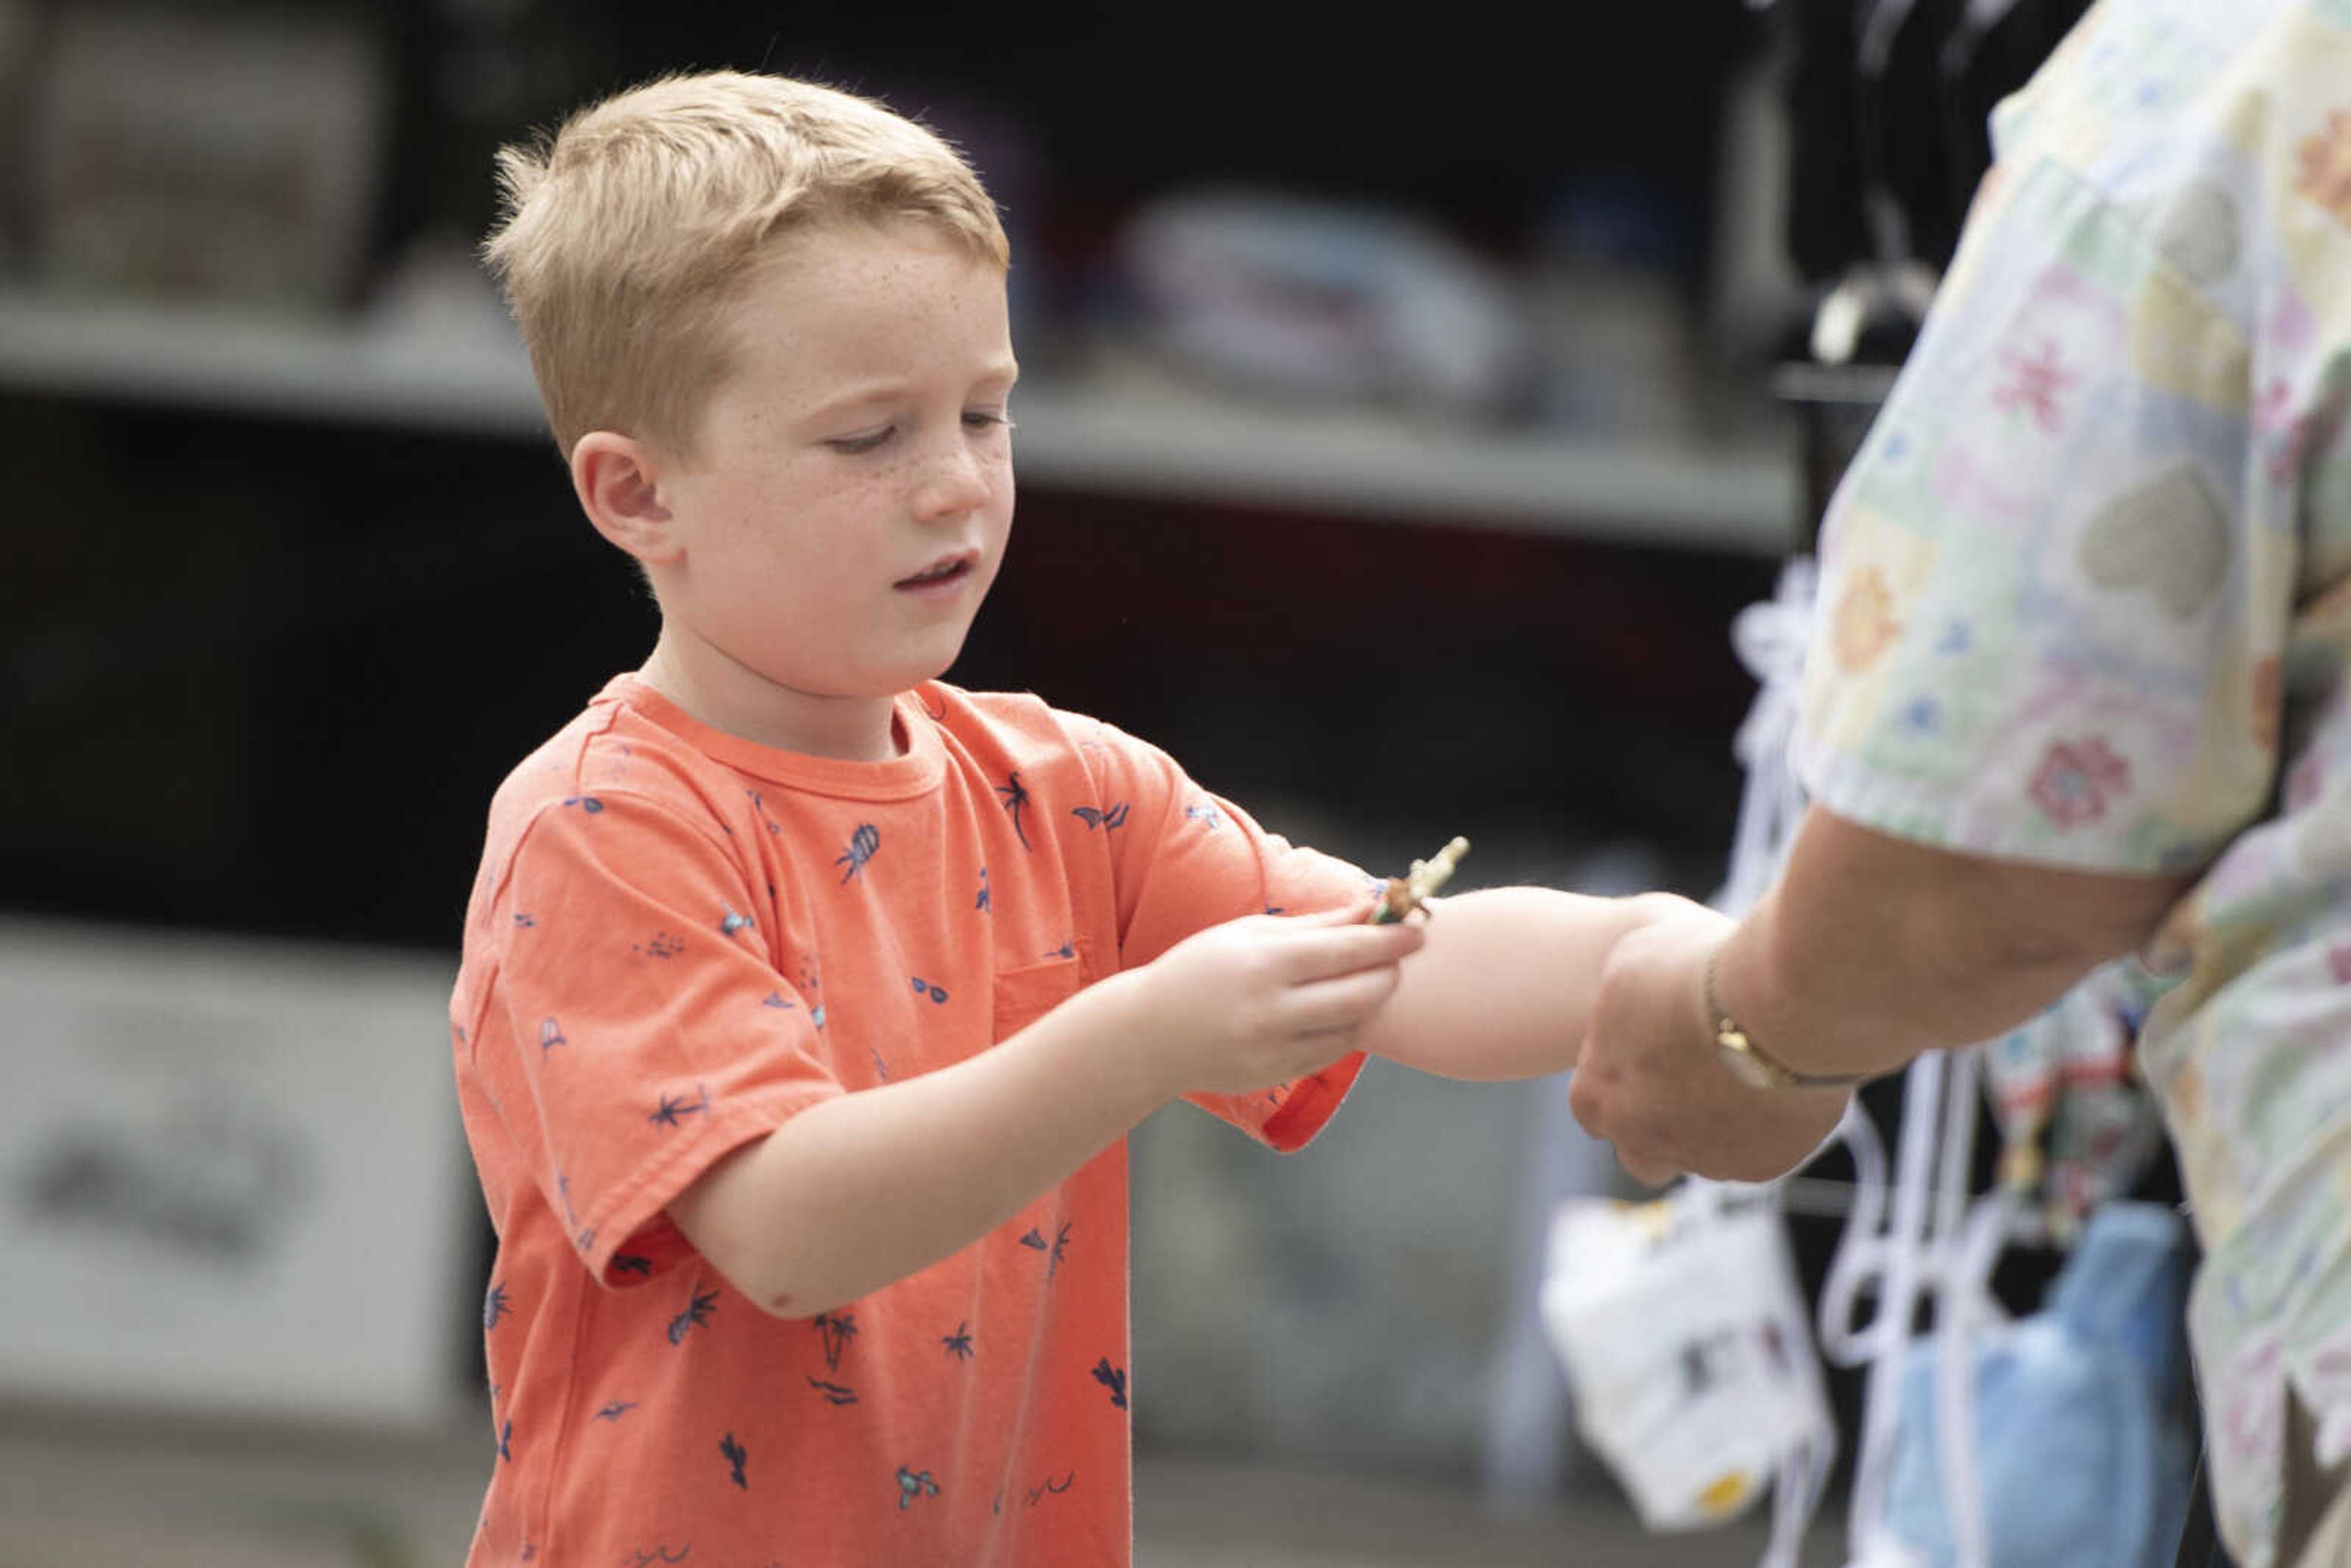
[912,441,994,522]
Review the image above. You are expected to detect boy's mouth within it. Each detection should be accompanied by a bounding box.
[895,553,977,590]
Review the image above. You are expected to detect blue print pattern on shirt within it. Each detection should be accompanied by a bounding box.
[814,1311,858,1371]
[808,1376,858,1406]
[835,823,879,882]
[744,789,783,836]
[995,771,1033,849]
[896,1466,939,1510]
[648,1087,710,1127]
[667,1286,718,1346]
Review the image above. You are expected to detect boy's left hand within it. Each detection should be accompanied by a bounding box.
[1569,896,1849,1186]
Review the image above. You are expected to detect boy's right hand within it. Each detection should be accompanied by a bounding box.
[1122,898,1427,1097]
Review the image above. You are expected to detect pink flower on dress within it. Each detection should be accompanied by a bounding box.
[2295,109,2351,230]
[2030,736,2131,827]
[2327,943,2351,985]
[1993,338,2077,434]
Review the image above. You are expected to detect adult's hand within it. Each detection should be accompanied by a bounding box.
[1568,895,1850,1186]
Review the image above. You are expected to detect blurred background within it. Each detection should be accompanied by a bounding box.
[0,1,2100,1562]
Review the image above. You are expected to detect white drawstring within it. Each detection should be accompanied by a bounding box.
[1929,1049,1990,1568]
[1817,1099,1895,1368]
[1713,558,1819,920]
[1706,555,1843,1568]
[1845,1052,1951,1559]
[1761,1411,1834,1568]
[1706,550,2021,1568]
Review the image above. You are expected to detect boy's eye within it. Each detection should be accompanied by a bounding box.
[827,426,895,455]
[964,410,1016,433]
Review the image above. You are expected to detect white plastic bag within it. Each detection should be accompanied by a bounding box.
[1539,1181,1835,1538]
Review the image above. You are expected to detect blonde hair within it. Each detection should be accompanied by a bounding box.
[482,70,1010,459]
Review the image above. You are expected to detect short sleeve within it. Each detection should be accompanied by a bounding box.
[1794,117,2287,875]
[1065,713,1378,1149]
[467,790,841,1285]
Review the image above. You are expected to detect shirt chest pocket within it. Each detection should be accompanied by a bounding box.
[991,953,1087,1044]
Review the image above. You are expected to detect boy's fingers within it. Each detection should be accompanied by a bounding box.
[1278,920,1425,980]
[1279,964,1405,1035]
[1286,895,1383,929]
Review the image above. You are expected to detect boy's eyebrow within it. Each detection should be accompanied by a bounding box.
[807,361,1022,422]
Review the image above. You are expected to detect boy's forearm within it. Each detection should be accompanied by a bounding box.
[1357,887,1663,1080]
[668,973,1169,1318]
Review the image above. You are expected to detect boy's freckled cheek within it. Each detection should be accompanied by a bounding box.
[809,466,860,501]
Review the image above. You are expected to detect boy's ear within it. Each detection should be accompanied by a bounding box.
[570,431,681,566]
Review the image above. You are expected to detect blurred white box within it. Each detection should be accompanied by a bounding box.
[31,4,389,310]
[0,917,469,1429]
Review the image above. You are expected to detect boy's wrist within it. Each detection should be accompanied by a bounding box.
[1062,968,1187,1111]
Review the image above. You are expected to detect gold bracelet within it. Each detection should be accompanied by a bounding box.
[1703,943,1872,1092]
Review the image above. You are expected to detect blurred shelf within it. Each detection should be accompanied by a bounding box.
[1010,375,1798,553]
[0,290,548,443]
[0,290,1798,553]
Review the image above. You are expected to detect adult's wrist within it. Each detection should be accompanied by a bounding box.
[1703,934,1874,1092]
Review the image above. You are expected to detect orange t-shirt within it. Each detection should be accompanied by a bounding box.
[449,675,1371,1566]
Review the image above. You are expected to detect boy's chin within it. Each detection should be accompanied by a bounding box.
[839,655,964,699]
[887,637,975,692]
[781,628,973,700]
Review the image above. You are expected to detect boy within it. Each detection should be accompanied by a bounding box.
[454,69,1667,1566]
